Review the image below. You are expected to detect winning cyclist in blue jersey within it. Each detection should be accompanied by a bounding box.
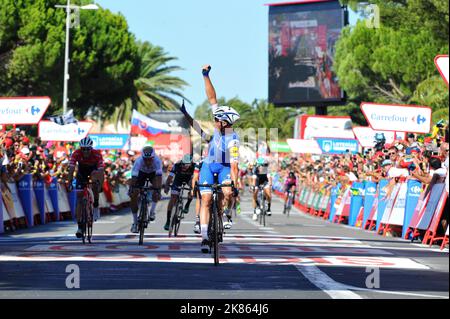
[180,65,240,253]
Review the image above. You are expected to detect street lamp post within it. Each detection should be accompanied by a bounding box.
[56,1,99,115]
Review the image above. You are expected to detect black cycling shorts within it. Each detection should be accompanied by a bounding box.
[135,171,157,188]
[76,164,97,190]
[255,174,269,188]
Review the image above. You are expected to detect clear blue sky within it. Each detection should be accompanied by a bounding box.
[96,0,360,114]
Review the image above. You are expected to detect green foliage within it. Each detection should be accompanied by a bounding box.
[335,0,448,126]
[108,41,190,127]
[194,98,296,139]
[0,0,139,117]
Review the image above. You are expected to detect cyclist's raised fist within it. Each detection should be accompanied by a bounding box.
[202,65,211,76]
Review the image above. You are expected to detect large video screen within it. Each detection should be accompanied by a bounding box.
[269,0,346,106]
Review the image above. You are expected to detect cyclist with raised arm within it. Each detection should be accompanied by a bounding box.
[163,154,195,231]
[128,146,162,233]
[67,137,105,238]
[252,157,273,221]
[179,65,240,253]
[192,157,203,234]
[284,170,298,211]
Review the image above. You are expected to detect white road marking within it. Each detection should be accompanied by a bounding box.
[295,264,362,299]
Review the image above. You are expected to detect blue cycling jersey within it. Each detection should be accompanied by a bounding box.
[204,128,240,166]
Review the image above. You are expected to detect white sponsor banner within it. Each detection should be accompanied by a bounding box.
[352,127,405,148]
[287,139,323,154]
[0,97,50,125]
[435,55,449,86]
[123,136,148,151]
[361,102,432,134]
[38,120,93,141]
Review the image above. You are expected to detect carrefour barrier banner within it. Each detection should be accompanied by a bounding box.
[402,180,422,238]
[0,190,3,233]
[329,184,340,221]
[68,184,77,220]
[34,179,46,224]
[376,179,389,231]
[385,183,407,226]
[363,181,377,228]
[315,138,359,155]
[48,177,60,221]
[89,134,129,150]
[349,182,364,226]
[17,174,33,227]
[417,183,445,230]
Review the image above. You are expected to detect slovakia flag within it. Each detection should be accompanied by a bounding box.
[130,110,171,137]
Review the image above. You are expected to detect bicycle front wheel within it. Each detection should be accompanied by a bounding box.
[138,199,147,245]
[212,199,220,266]
[174,203,183,237]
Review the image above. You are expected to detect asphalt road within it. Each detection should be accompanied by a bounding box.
[0,191,448,300]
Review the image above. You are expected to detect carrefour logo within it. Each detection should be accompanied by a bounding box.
[26,105,41,116]
[410,185,421,195]
[412,115,427,125]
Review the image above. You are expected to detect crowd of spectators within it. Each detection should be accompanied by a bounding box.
[0,127,176,231]
[269,122,449,238]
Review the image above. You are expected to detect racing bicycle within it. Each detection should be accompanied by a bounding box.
[169,183,192,238]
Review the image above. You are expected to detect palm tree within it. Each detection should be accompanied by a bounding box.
[109,41,190,128]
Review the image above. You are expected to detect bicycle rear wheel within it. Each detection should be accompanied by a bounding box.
[81,199,88,244]
[262,195,266,227]
[138,199,147,245]
[212,199,220,266]
[174,203,183,237]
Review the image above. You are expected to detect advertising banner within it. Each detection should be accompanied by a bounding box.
[34,179,46,224]
[352,127,406,148]
[287,139,323,154]
[376,179,389,231]
[361,102,432,134]
[0,190,3,233]
[0,97,50,125]
[17,174,33,227]
[39,120,93,141]
[315,138,359,154]
[48,177,60,221]
[349,182,364,226]
[89,134,129,150]
[362,181,377,228]
[402,180,422,238]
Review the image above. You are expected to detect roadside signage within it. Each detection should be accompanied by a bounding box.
[315,138,359,154]
[0,97,51,125]
[361,102,432,134]
[352,126,405,148]
[286,139,322,154]
[435,55,449,86]
[89,134,129,150]
[39,120,93,141]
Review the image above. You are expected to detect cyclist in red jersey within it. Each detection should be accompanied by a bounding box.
[67,137,105,238]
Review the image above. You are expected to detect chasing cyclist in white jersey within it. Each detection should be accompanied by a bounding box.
[180,64,240,253]
[128,146,163,233]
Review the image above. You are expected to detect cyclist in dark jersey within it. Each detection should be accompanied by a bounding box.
[252,157,273,220]
[67,137,105,238]
[163,154,196,231]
